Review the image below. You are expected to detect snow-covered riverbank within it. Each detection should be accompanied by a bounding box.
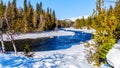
[64,27,96,34]
[0,28,102,68]
[3,30,75,41]
[0,40,95,68]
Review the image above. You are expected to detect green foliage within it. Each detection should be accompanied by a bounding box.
[91,0,118,66]
[73,19,81,28]
[23,0,28,33]
[24,44,30,56]
[1,0,58,33]
[58,20,73,28]
[35,2,42,29]
[0,0,5,17]
[73,17,86,29]
[27,1,34,32]
[11,0,18,31]
[114,2,120,39]
[73,16,93,29]
[38,8,57,31]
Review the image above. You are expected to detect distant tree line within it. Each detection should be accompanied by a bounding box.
[0,0,59,33]
[73,16,92,29]
[58,20,74,28]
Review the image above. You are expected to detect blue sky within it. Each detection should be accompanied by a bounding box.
[2,0,115,20]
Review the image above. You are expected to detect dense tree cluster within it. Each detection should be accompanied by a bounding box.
[0,0,57,33]
[92,0,116,65]
[58,20,74,28]
[92,0,120,65]
[73,0,120,66]
[73,16,92,29]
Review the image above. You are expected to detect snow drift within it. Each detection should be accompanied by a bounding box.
[106,41,120,68]
[0,52,94,68]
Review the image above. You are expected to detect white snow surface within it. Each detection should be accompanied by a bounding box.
[0,42,94,68]
[67,15,89,21]
[32,43,94,68]
[0,28,101,68]
[3,30,75,41]
[64,27,96,33]
[106,39,120,68]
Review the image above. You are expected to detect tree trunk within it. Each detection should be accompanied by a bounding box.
[54,20,58,31]
[0,18,5,53]
[0,34,5,53]
[4,12,17,55]
[10,33,17,55]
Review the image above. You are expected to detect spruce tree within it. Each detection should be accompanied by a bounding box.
[27,1,34,32]
[0,0,4,18]
[23,0,28,33]
[51,10,56,30]
[114,2,120,39]
[0,0,5,32]
[73,19,81,28]
[11,0,18,31]
[93,0,117,65]
[35,2,43,29]
[15,8,23,32]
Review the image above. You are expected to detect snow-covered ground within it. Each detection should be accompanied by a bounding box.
[64,27,96,34]
[3,30,75,41]
[0,28,108,68]
[0,41,95,68]
[106,40,120,68]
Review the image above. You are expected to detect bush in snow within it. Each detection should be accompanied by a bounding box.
[84,41,96,64]
[92,0,117,66]
[24,44,31,57]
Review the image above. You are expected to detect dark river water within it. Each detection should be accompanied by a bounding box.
[30,29,92,51]
[1,29,92,52]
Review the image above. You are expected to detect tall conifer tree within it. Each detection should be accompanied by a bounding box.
[23,0,28,33]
